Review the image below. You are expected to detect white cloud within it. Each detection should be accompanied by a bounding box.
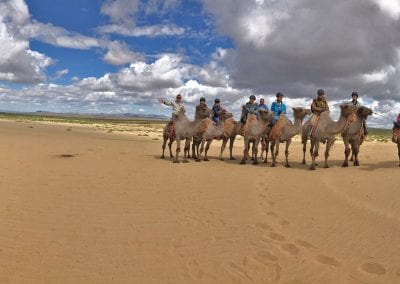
[103,41,144,65]
[370,0,400,19]
[98,24,185,37]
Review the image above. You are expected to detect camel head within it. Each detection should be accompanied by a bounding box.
[339,103,357,118]
[219,109,233,120]
[356,106,373,118]
[196,106,212,119]
[259,109,274,123]
[292,107,312,120]
[176,107,186,117]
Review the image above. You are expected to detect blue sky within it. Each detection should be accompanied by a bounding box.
[0,0,400,127]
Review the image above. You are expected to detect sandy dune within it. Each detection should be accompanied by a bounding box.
[0,119,399,283]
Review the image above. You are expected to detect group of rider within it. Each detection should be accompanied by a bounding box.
[159,89,375,135]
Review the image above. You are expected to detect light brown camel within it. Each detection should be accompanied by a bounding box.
[161,105,210,160]
[198,109,233,161]
[269,107,311,167]
[341,106,373,167]
[191,106,212,160]
[218,118,242,160]
[307,103,356,170]
[240,109,274,165]
[392,123,400,167]
[172,107,211,163]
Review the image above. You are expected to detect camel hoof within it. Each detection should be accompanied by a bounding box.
[309,165,316,170]
[301,160,306,165]
[350,158,354,161]
[250,157,254,161]
[253,161,259,165]
[270,164,276,168]
[342,163,348,168]
[230,157,236,160]
[285,164,291,168]
[182,160,189,163]
[354,162,360,167]
[219,158,224,161]
[160,155,165,159]
[324,165,329,168]
[239,160,246,165]
[195,159,201,162]
[173,160,180,164]
[204,158,209,162]
[263,160,268,164]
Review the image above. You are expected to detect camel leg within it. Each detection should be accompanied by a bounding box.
[191,136,197,159]
[204,139,212,161]
[342,138,350,167]
[285,139,291,168]
[301,135,307,164]
[274,139,280,166]
[253,138,260,165]
[250,140,255,161]
[229,137,236,160]
[349,152,354,162]
[324,139,334,168]
[173,138,181,163]
[198,139,206,162]
[397,140,400,167]
[263,139,269,164]
[270,140,276,167]
[161,136,167,159]
[352,139,360,166]
[240,138,249,165]
[309,139,319,170]
[183,139,190,163]
[219,137,228,161]
[260,137,266,160]
[168,138,174,159]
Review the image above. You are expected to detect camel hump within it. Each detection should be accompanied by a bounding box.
[242,114,258,135]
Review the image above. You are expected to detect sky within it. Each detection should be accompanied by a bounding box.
[1,0,400,128]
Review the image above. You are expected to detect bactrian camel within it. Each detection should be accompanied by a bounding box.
[161,106,210,160]
[305,103,356,170]
[269,107,311,167]
[240,109,274,165]
[218,117,242,160]
[341,106,373,167]
[198,109,233,161]
[172,107,211,163]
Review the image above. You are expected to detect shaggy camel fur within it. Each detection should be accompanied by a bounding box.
[269,108,311,167]
[198,109,233,161]
[172,108,211,163]
[305,103,356,170]
[240,109,274,165]
[341,106,373,167]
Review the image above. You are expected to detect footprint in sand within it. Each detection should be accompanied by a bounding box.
[295,239,316,249]
[255,222,273,231]
[280,243,300,255]
[279,219,290,226]
[268,232,286,242]
[256,250,279,262]
[360,262,386,275]
[315,255,341,267]
[266,211,279,217]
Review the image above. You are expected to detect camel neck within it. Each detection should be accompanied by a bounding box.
[327,113,348,134]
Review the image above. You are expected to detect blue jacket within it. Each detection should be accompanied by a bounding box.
[258,104,269,111]
[271,101,286,121]
[212,104,221,123]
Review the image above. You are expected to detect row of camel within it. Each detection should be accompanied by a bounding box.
[160,103,400,169]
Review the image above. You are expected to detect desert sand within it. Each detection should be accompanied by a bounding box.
[0,119,399,283]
